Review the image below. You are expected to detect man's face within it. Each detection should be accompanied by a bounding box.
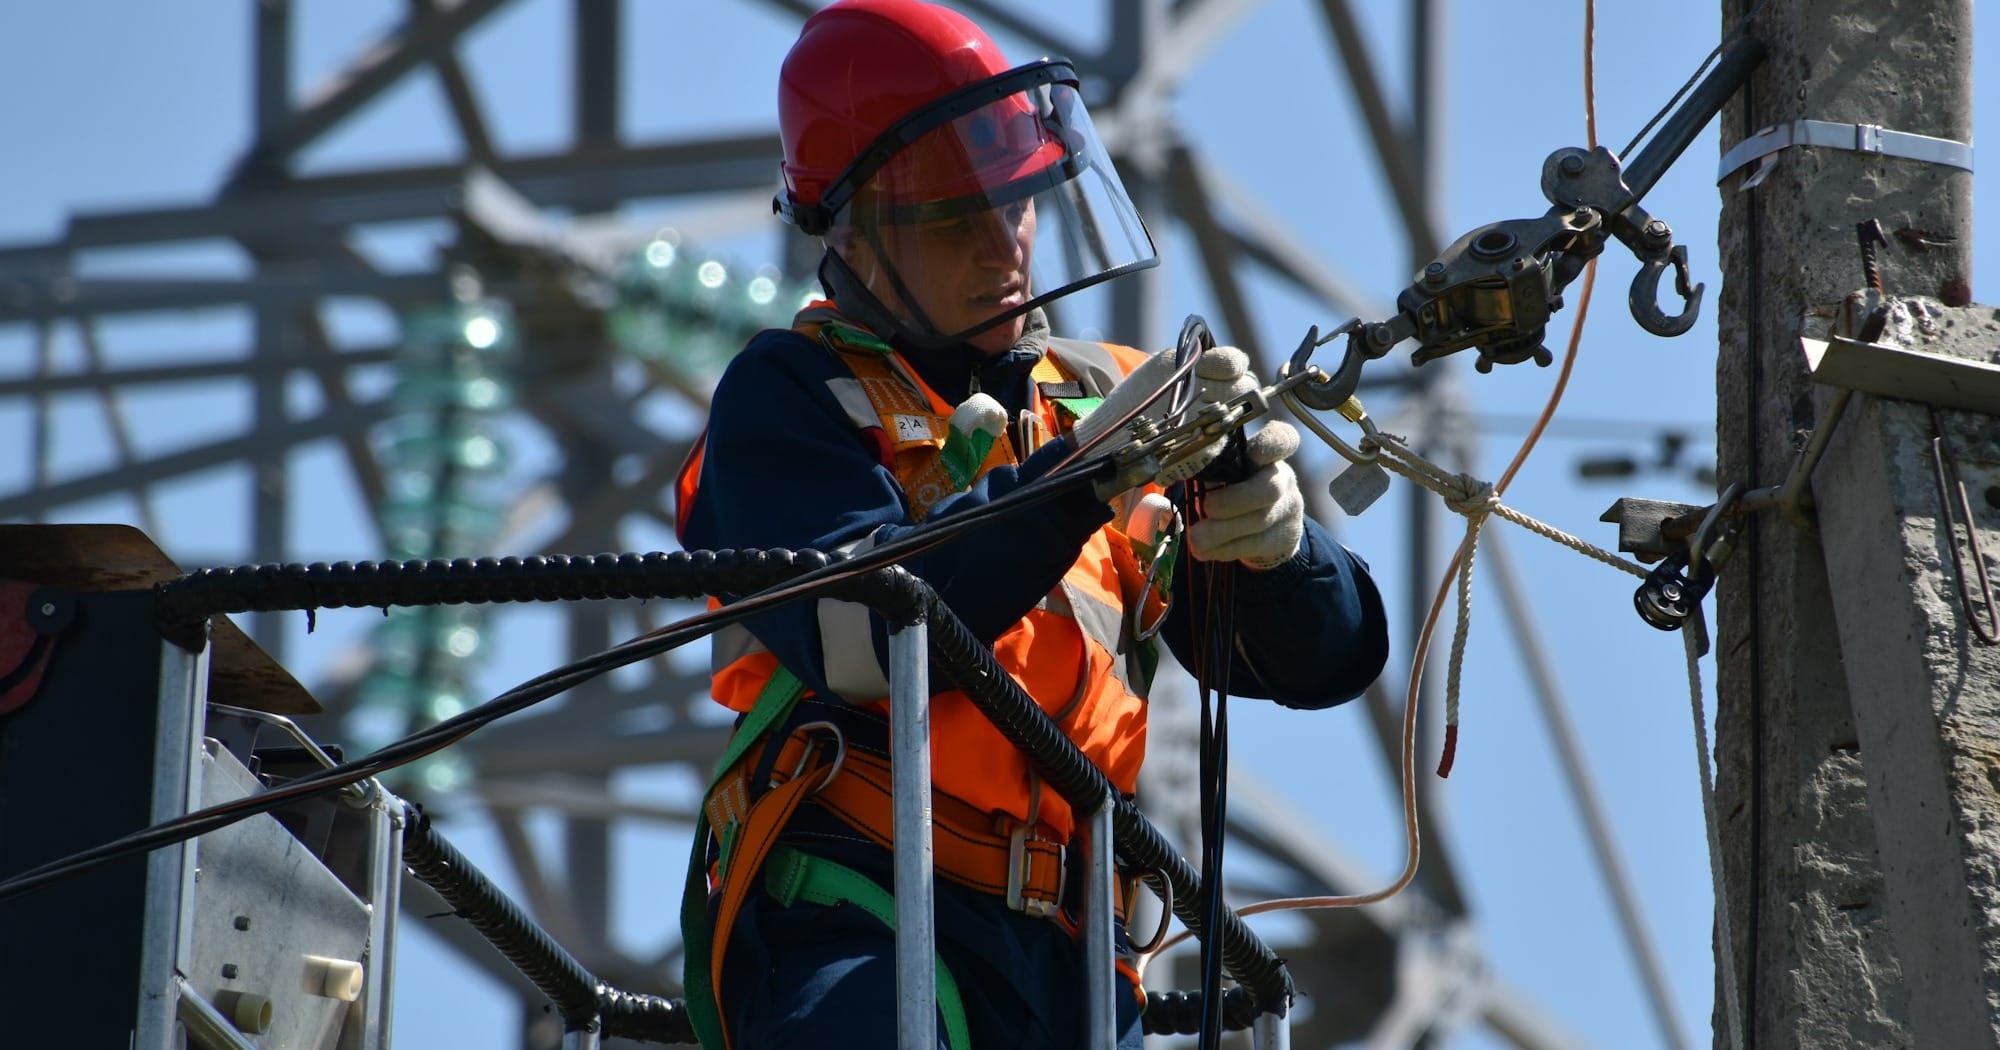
[840,198,1037,355]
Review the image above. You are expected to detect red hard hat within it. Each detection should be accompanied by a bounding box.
[776,0,1063,229]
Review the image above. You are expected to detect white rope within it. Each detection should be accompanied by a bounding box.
[1488,502,1649,581]
[1366,434,1647,579]
[1359,433,1649,739]
[1685,627,1746,1050]
[1356,429,1744,1047]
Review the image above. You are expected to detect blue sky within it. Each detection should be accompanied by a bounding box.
[4,2,1996,1047]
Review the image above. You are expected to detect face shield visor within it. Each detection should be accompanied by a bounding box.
[787,61,1158,349]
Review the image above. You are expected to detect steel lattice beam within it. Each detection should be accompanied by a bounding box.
[229,0,520,181]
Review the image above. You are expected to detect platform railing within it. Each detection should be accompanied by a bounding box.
[151,548,1296,1046]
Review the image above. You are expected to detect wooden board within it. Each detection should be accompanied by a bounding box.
[0,524,319,715]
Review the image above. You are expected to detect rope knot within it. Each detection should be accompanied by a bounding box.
[1443,474,1498,517]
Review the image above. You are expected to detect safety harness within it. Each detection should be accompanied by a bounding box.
[679,315,1157,1049]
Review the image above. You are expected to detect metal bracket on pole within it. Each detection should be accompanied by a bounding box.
[1598,497,1708,564]
[1801,333,2000,416]
[889,621,937,1050]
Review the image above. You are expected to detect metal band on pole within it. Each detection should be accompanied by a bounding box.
[1718,119,1975,184]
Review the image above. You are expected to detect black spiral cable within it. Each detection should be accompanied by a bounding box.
[0,551,853,908]
[1143,988,1263,1035]
[401,801,602,1024]
[598,987,698,1044]
[406,772,1255,1041]
[402,801,698,1041]
[154,549,825,646]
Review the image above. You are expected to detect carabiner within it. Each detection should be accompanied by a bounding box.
[1280,386,1381,468]
[1126,496,1182,643]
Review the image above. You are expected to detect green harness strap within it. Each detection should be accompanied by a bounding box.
[679,667,975,1050]
[765,845,974,1050]
[681,665,810,1048]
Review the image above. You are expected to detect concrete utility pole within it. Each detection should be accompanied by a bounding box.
[1714,0,1992,1047]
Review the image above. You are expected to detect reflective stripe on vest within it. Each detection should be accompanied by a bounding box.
[824,375,882,432]
[709,531,894,702]
[816,530,894,698]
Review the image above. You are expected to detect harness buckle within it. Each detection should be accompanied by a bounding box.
[773,721,847,796]
[1006,823,1065,919]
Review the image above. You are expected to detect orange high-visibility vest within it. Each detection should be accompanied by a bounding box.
[699,305,1159,841]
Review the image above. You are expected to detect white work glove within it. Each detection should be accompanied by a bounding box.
[1186,420,1305,570]
[1072,345,1255,493]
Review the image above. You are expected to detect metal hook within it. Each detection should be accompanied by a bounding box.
[1629,243,1705,336]
[1285,319,1364,410]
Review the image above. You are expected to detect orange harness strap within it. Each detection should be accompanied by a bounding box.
[761,729,1069,914]
[707,725,1151,1044]
[705,753,838,1050]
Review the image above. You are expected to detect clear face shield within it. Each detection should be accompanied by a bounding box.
[797,62,1159,350]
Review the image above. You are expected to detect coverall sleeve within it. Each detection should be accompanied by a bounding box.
[1160,515,1389,709]
[680,333,1113,703]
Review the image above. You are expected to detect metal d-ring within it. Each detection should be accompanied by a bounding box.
[1130,870,1175,956]
[783,721,849,795]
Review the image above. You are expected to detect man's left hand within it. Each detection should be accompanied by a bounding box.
[1186,420,1304,570]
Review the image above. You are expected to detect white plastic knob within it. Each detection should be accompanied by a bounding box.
[303,955,364,1002]
[212,990,273,1034]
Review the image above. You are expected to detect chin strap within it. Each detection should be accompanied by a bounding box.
[815,245,1030,354]
[816,245,953,351]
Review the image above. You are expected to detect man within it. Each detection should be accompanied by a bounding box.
[675,2,1389,1046]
